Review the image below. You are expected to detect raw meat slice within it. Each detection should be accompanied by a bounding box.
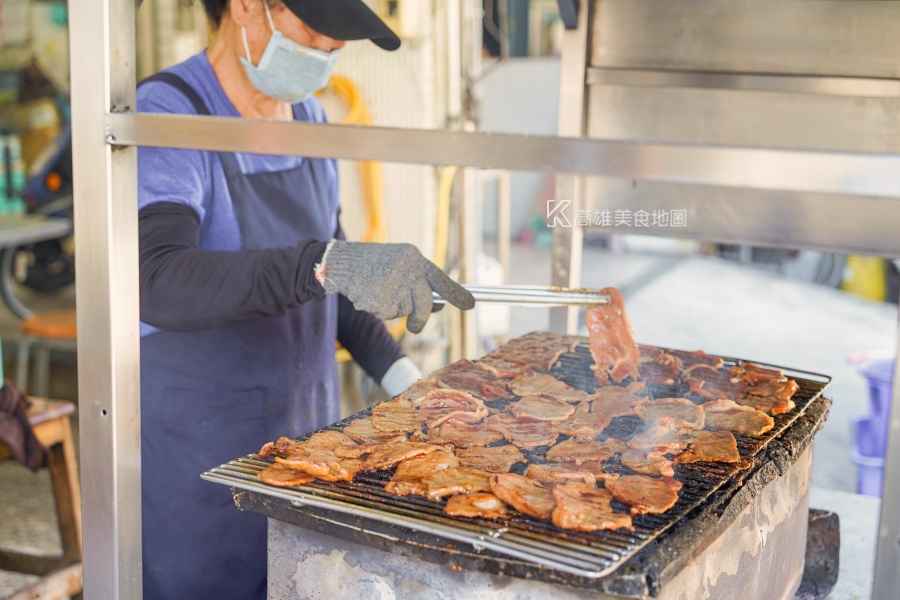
[703,399,774,436]
[684,365,746,401]
[456,445,525,473]
[344,418,411,443]
[735,394,795,416]
[400,378,439,406]
[606,475,682,515]
[424,467,493,500]
[620,447,674,477]
[257,463,315,487]
[484,414,559,448]
[476,355,533,379]
[551,483,634,532]
[627,429,690,454]
[431,359,512,402]
[490,473,556,519]
[675,430,740,464]
[524,462,599,487]
[507,395,576,422]
[364,442,439,471]
[333,436,407,458]
[508,372,590,403]
[591,381,647,418]
[556,401,613,438]
[371,397,421,433]
[385,449,459,496]
[274,449,363,482]
[489,333,578,371]
[444,493,507,519]
[428,419,504,448]
[419,388,488,428]
[634,397,705,432]
[586,287,641,384]
[669,349,724,371]
[545,438,627,465]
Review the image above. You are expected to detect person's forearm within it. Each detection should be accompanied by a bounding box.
[139,202,327,331]
[336,294,406,383]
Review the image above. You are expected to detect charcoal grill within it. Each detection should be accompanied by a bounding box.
[203,335,831,590]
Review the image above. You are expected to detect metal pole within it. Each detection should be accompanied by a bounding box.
[873,304,900,598]
[549,0,589,334]
[71,0,142,597]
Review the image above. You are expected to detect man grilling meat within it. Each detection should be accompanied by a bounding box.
[136,0,474,597]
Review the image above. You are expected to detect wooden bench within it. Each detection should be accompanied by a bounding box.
[0,397,82,600]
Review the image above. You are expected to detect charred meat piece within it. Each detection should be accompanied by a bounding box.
[669,349,724,372]
[385,449,459,496]
[627,428,690,454]
[586,288,641,384]
[257,463,316,487]
[507,395,576,422]
[400,378,439,407]
[591,381,647,418]
[484,414,559,448]
[508,372,590,403]
[675,430,740,464]
[703,399,774,436]
[364,442,439,471]
[428,419,504,448]
[620,447,675,477]
[456,445,525,473]
[344,418,412,444]
[556,401,613,438]
[490,473,556,519]
[525,462,599,487]
[735,393,795,416]
[606,474,682,515]
[431,359,512,402]
[443,493,507,519]
[545,438,627,465]
[423,467,493,500]
[489,333,578,371]
[638,352,683,387]
[476,356,533,379]
[419,388,488,428]
[551,483,634,532]
[684,365,746,401]
[371,397,421,433]
[634,397,705,432]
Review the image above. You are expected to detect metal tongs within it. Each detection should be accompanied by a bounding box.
[433,285,609,307]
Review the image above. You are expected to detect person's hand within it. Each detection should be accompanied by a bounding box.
[315,241,475,332]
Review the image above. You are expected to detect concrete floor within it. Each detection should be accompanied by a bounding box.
[0,244,893,598]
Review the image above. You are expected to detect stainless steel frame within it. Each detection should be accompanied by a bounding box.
[72,0,900,597]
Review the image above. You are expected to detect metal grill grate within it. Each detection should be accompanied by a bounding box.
[203,335,831,579]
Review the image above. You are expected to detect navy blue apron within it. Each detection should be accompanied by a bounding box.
[138,73,340,600]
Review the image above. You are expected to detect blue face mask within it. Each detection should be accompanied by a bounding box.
[239,1,341,104]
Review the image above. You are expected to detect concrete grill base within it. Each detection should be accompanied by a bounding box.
[265,446,812,600]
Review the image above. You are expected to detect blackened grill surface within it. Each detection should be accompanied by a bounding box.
[203,333,831,580]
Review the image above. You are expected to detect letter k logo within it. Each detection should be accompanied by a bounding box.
[547,199,572,228]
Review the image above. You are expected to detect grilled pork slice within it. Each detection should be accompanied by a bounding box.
[684,365,745,401]
[508,372,590,403]
[456,445,525,473]
[424,467,493,500]
[620,447,675,477]
[551,483,634,532]
[638,353,683,387]
[669,349,724,372]
[334,436,407,459]
[259,431,354,459]
[507,395,576,422]
[634,397,705,432]
[703,399,774,436]
[274,449,363,482]
[484,414,560,448]
[400,378,439,407]
[344,418,412,444]
[735,393,795,416]
[371,396,421,433]
[728,363,786,386]
[586,287,641,384]
[428,419,503,448]
[525,462,598,487]
[475,355,533,379]
[591,381,647,418]
[744,378,799,403]
[257,463,315,487]
[639,345,664,359]
[385,449,459,496]
[443,493,507,519]
[675,430,740,464]
[606,475,682,515]
[489,332,578,371]
[431,359,512,402]
[490,473,556,519]
[545,438,627,465]
[627,428,690,454]
[364,442,439,471]
[556,401,613,438]
[419,388,488,428]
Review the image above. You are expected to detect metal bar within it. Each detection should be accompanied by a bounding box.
[106,112,900,199]
[432,285,609,306]
[71,0,142,598]
[587,67,900,99]
[873,304,900,597]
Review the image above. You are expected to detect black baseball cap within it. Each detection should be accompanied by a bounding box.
[282,0,401,51]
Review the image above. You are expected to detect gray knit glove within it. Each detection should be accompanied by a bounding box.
[315,241,475,333]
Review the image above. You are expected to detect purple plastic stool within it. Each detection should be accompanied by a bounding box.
[851,416,884,497]
[858,357,894,456]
